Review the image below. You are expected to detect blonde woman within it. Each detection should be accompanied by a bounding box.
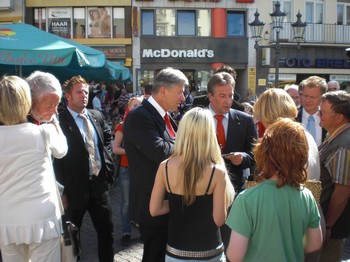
[0,76,67,262]
[150,107,234,261]
[253,88,320,180]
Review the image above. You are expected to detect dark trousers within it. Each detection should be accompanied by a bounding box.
[66,190,114,262]
[139,225,167,262]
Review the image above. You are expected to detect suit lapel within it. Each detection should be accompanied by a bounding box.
[142,99,177,137]
[226,109,242,146]
[60,110,85,148]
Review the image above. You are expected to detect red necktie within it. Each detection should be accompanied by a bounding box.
[164,113,175,138]
[215,115,226,151]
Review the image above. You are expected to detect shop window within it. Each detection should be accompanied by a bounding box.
[198,9,211,36]
[34,8,46,31]
[273,0,292,22]
[337,3,350,25]
[155,9,175,36]
[306,0,324,24]
[73,8,86,38]
[142,10,154,35]
[87,7,112,38]
[227,12,245,37]
[142,9,210,37]
[47,8,71,38]
[113,8,125,38]
[177,11,195,36]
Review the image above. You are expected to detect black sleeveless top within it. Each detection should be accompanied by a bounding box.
[165,160,222,253]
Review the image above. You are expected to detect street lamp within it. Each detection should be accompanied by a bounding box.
[249,1,307,89]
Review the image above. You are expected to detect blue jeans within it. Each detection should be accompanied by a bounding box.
[119,166,131,235]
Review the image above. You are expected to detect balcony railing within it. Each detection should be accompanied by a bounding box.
[269,22,350,44]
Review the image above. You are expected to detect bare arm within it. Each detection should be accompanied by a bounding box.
[149,161,169,216]
[112,130,125,155]
[226,231,249,262]
[324,184,350,242]
[212,169,227,226]
[304,226,323,253]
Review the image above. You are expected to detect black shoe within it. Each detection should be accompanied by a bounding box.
[120,234,131,246]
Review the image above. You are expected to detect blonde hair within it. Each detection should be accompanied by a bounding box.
[63,75,87,94]
[0,76,32,125]
[254,118,308,188]
[254,88,297,125]
[172,107,226,205]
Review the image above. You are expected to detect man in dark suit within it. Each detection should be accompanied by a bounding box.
[207,72,257,251]
[53,75,115,262]
[124,67,189,262]
[296,76,328,146]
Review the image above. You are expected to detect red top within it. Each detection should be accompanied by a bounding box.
[115,122,128,167]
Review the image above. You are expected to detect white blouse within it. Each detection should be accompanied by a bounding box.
[0,122,67,246]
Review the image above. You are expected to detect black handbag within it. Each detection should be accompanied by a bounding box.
[62,215,81,256]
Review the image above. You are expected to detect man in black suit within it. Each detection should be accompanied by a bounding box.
[53,75,115,262]
[207,72,257,251]
[296,76,327,146]
[124,67,189,262]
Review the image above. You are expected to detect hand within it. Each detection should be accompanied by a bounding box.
[225,152,243,166]
[50,114,59,125]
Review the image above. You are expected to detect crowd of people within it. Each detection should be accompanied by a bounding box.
[0,66,349,262]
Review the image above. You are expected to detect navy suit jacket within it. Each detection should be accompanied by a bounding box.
[123,99,175,226]
[53,108,115,209]
[222,109,257,193]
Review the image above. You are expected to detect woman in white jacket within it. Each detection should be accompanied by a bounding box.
[0,76,67,262]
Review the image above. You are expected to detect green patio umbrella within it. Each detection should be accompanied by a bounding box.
[0,23,130,82]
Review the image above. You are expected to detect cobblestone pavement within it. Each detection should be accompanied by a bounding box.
[79,184,143,262]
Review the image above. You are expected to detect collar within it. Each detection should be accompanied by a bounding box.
[324,122,350,143]
[148,96,167,118]
[208,104,229,119]
[67,106,88,120]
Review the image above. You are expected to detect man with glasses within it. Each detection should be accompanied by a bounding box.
[318,91,350,262]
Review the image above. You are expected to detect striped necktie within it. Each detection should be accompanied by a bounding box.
[79,114,101,176]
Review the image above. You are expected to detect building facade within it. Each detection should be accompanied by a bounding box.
[253,0,350,93]
[0,0,133,80]
[1,0,349,96]
[132,0,253,97]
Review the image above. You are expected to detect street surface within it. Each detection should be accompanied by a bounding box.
[79,184,143,262]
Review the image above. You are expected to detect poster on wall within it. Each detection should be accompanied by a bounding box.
[48,8,71,38]
[88,7,111,38]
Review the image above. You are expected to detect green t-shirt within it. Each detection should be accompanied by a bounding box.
[226,180,320,262]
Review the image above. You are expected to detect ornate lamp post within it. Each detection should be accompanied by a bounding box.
[249,1,307,88]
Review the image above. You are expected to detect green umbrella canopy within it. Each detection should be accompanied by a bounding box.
[0,23,130,82]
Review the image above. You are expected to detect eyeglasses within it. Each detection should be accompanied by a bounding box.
[328,88,338,91]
